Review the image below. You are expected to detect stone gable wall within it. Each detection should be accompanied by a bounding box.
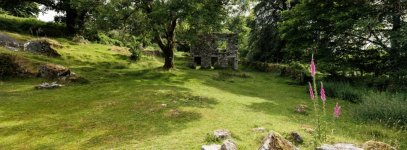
[190,33,238,70]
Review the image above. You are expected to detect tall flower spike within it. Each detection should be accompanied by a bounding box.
[310,54,316,77]
[320,82,326,102]
[308,82,315,100]
[334,103,341,118]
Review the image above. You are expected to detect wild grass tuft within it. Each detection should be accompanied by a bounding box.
[319,82,364,103]
[353,92,407,127]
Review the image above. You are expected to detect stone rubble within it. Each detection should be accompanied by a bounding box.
[35,82,63,89]
[214,129,231,140]
[221,139,238,150]
[252,127,266,133]
[289,132,303,144]
[24,40,61,57]
[316,143,363,150]
[202,144,221,150]
[362,141,396,150]
[258,131,299,150]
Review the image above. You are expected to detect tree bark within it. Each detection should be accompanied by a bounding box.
[163,47,174,69]
[65,8,77,34]
[389,1,402,79]
[155,35,175,70]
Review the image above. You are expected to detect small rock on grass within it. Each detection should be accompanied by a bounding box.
[161,103,167,108]
[288,132,303,144]
[214,129,231,140]
[362,141,396,150]
[252,127,266,133]
[35,82,63,89]
[202,144,221,150]
[221,139,238,150]
[295,104,309,114]
[316,143,362,150]
[258,131,299,150]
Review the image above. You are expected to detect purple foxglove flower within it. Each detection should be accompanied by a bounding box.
[309,82,315,100]
[334,103,341,118]
[310,54,316,77]
[320,82,326,102]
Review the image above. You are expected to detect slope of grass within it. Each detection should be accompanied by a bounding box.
[0,32,406,149]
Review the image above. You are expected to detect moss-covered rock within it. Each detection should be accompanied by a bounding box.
[258,131,298,150]
[0,53,38,79]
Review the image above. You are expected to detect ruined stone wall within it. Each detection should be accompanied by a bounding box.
[190,33,238,70]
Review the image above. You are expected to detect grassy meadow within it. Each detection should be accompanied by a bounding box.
[0,31,406,149]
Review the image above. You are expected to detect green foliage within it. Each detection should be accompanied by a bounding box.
[97,33,124,46]
[93,0,232,69]
[129,46,141,62]
[354,92,407,127]
[225,15,251,58]
[248,0,407,90]
[247,0,299,63]
[0,14,65,37]
[0,0,40,17]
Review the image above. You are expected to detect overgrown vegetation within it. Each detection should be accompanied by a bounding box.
[319,82,364,103]
[354,92,407,127]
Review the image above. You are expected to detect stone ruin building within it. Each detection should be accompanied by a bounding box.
[189,33,238,70]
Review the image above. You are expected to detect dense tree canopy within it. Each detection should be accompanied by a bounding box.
[247,0,298,63]
[249,0,407,84]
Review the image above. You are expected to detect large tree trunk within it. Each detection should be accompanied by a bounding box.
[389,1,402,79]
[155,35,175,70]
[65,8,78,34]
[154,18,177,70]
[65,7,87,35]
[163,47,174,69]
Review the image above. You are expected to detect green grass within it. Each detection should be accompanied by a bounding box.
[0,32,406,149]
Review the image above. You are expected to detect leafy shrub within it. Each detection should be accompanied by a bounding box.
[0,14,65,37]
[97,33,123,46]
[354,92,407,127]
